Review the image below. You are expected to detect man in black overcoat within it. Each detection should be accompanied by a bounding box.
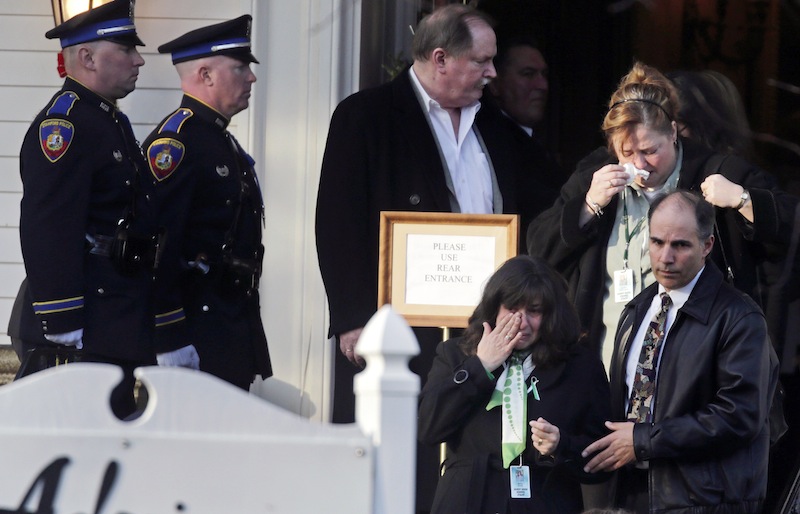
[316,5,537,511]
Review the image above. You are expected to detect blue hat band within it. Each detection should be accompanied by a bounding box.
[60,17,136,47]
[171,37,251,62]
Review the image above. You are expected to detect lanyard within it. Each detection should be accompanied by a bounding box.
[622,188,645,270]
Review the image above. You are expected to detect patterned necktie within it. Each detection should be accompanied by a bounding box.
[486,351,529,468]
[627,292,672,423]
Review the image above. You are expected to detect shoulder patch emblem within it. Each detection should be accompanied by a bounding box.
[148,137,185,181]
[39,119,74,163]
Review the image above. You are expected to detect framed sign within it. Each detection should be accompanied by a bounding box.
[378,212,518,328]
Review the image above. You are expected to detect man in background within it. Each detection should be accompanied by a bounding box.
[489,34,550,135]
[486,34,565,247]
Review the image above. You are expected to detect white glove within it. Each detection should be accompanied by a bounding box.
[157,344,200,369]
[44,329,84,349]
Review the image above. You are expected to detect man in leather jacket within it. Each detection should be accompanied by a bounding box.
[581,191,776,514]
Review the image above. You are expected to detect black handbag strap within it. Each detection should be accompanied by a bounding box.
[703,153,736,282]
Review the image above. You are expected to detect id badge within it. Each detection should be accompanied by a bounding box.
[510,465,531,499]
[614,268,634,303]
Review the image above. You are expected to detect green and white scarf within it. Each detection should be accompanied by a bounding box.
[486,352,535,468]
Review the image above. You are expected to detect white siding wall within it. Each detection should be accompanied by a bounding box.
[0,0,360,421]
[0,2,56,346]
[250,1,360,421]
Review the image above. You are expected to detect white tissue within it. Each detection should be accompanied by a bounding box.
[622,162,650,184]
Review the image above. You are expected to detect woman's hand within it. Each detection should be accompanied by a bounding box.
[586,164,629,211]
[700,174,745,208]
[530,417,560,456]
[700,174,753,222]
[476,312,521,371]
[580,164,629,227]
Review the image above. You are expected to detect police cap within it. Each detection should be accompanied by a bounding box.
[158,15,258,65]
[46,0,144,48]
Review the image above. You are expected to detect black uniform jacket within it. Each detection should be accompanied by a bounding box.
[419,338,611,514]
[145,94,271,384]
[11,77,155,364]
[609,262,775,513]
[315,69,529,338]
[527,139,798,354]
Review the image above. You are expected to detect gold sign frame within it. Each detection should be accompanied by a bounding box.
[378,212,518,328]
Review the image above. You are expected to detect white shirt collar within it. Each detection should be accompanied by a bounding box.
[408,66,482,114]
[658,265,705,311]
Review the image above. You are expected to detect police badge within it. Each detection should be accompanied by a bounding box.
[148,137,185,181]
[39,119,74,163]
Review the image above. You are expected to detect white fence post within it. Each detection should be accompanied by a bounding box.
[355,305,420,514]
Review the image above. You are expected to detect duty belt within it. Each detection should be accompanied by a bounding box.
[86,231,163,274]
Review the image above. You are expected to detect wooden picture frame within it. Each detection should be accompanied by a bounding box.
[378,212,518,328]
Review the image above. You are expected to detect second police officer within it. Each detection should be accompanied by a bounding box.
[145,16,272,391]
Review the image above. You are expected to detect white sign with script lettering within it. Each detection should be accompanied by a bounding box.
[0,364,372,513]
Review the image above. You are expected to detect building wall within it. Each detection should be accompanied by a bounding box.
[0,0,359,421]
[0,1,55,347]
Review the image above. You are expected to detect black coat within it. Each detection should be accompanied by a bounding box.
[10,78,155,364]
[144,95,271,387]
[527,139,798,355]
[419,338,611,514]
[610,262,775,513]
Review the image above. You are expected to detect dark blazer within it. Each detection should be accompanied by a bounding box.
[609,262,774,512]
[527,139,798,355]
[144,95,271,388]
[419,338,611,514]
[315,69,525,338]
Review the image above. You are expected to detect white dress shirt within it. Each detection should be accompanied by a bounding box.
[625,266,705,415]
[408,67,493,214]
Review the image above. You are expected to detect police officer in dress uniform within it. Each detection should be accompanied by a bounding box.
[144,15,272,390]
[7,0,158,419]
